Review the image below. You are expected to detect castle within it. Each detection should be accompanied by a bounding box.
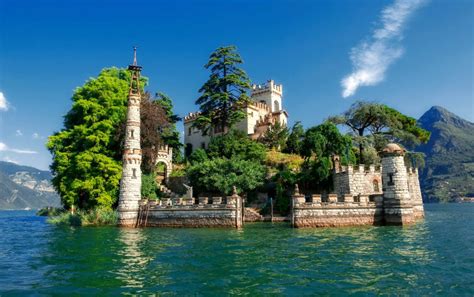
[292,143,425,227]
[117,52,424,229]
[184,80,288,155]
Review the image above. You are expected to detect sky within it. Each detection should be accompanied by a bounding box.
[0,0,472,170]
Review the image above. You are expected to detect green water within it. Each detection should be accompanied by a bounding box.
[0,204,473,295]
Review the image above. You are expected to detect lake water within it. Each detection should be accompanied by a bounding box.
[0,204,473,296]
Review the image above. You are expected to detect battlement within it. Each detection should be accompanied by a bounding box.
[335,164,381,174]
[157,144,172,155]
[184,112,201,123]
[251,80,282,96]
[248,100,271,112]
[136,191,243,228]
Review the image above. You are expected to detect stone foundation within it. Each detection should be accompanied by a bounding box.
[137,194,243,228]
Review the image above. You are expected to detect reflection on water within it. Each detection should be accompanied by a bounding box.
[115,229,150,288]
[0,204,473,295]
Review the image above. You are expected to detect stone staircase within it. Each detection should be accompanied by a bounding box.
[244,207,264,222]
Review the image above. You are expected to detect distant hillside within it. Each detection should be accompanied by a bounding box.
[416,106,474,202]
[0,161,60,209]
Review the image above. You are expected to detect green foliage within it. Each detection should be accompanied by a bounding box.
[329,101,430,162]
[265,150,304,173]
[48,208,118,226]
[155,92,183,163]
[206,130,266,162]
[36,207,64,217]
[47,68,137,210]
[187,158,266,195]
[188,148,209,165]
[284,121,305,154]
[299,122,353,191]
[273,167,297,215]
[194,45,251,134]
[258,122,289,151]
[141,173,158,200]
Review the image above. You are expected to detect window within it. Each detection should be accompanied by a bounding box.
[373,180,380,192]
[130,129,134,139]
[132,168,137,179]
[188,127,192,136]
[388,173,394,186]
[201,142,206,149]
[274,100,280,111]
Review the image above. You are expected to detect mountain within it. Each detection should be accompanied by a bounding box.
[0,161,61,209]
[416,106,474,202]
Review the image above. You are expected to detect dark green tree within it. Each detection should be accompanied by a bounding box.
[206,130,266,162]
[155,92,184,163]
[187,157,266,196]
[194,45,251,134]
[299,122,354,192]
[258,122,289,151]
[284,121,305,154]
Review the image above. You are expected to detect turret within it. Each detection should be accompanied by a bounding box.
[381,143,415,225]
[117,47,143,227]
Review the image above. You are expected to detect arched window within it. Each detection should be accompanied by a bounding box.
[274,100,280,111]
[373,179,380,192]
[132,168,137,179]
[130,129,134,139]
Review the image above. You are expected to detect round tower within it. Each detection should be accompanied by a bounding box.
[381,143,415,225]
[117,47,143,227]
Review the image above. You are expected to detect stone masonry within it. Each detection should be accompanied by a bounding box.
[137,187,243,228]
[117,49,143,227]
[292,143,425,228]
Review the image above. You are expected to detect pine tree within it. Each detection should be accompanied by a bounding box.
[195,46,251,134]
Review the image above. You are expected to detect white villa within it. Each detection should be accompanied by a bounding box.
[184,80,288,155]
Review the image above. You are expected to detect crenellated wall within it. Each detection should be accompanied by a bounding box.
[137,192,243,228]
[333,165,383,197]
[293,145,425,228]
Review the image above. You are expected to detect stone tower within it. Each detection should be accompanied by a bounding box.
[381,143,415,225]
[117,47,143,227]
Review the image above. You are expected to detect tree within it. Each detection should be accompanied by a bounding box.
[48,68,140,210]
[115,92,168,174]
[328,102,383,163]
[299,122,354,192]
[206,130,266,162]
[329,101,430,162]
[187,158,266,196]
[194,45,251,134]
[258,122,289,151]
[155,92,183,163]
[284,121,305,154]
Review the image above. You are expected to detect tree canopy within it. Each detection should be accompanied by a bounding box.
[258,122,289,151]
[48,67,168,210]
[329,101,430,162]
[194,45,251,134]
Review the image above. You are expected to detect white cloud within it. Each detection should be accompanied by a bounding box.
[0,142,37,154]
[16,130,23,136]
[0,92,8,111]
[32,133,40,139]
[341,0,426,98]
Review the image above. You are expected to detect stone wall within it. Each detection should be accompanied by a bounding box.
[333,165,382,197]
[292,193,384,228]
[138,194,243,228]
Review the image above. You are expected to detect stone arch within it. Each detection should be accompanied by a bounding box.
[155,145,173,182]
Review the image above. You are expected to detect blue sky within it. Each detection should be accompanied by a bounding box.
[0,0,472,170]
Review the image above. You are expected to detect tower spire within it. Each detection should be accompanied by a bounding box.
[133,46,138,66]
[128,46,142,96]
